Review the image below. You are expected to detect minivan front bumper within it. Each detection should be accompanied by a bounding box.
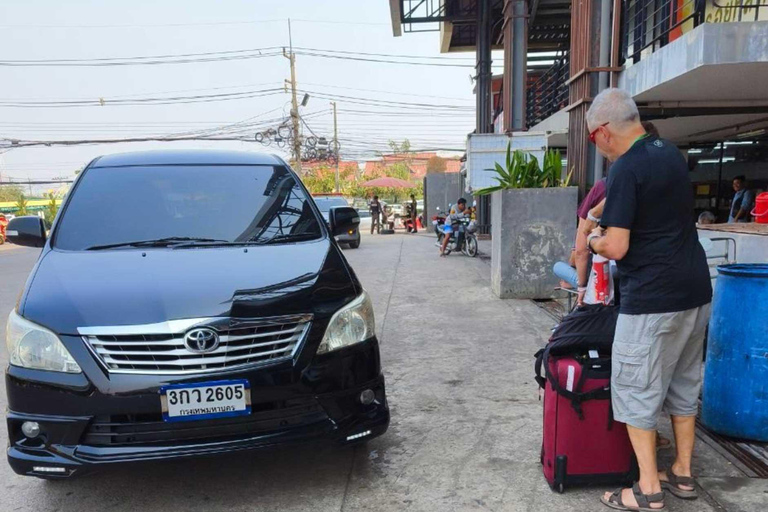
[6,338,388,478]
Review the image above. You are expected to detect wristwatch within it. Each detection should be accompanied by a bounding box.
[587,212,601,223]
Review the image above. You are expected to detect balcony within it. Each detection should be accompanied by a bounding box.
[622,0,768,64]
[526,51,569,129]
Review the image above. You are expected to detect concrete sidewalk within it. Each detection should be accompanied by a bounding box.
[349,231,748,512]
[0,235,756,512]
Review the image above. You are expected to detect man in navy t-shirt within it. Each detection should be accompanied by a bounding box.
[585,89,712,511]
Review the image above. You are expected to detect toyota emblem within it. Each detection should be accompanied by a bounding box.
[184,328,220,353]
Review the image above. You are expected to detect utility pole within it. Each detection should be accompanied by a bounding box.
[332,101,340,193]
[283,18,302,175]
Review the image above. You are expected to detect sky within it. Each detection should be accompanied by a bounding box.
[0,0,504,193]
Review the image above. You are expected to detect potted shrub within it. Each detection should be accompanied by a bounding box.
[477,144,577,299]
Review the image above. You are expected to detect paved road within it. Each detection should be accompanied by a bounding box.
[0,235,743,512]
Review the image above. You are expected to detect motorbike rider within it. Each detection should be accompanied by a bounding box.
[440,197,469,257]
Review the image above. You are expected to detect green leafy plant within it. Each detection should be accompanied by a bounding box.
[15,194,29,216]
[44,192,60,226]
[476,143,570,195]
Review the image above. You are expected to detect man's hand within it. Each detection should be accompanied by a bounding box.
[587,227,605,255]
[577,287,587,306]
[582,218,598,235]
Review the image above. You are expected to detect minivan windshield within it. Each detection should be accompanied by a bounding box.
[313,196,348,212]
[54,165,324,251]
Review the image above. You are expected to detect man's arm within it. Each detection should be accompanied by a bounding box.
[735,190,754,221]
[574,217,591,304]
[575,218,591,280]
[588,226,630,261]
[580,198,607,236]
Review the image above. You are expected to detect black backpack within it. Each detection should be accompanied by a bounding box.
[534,304,620,418]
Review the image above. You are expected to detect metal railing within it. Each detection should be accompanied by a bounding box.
[622,0,703,63]
[526,51,570,129]
[622,0,768,63]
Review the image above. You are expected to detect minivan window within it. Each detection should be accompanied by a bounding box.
[54,165,323,251]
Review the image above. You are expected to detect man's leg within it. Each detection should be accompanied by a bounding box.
[659,304,710,494]
[603,313,666,509]
[440,227,452,255]
[553,261,579,289]
[626,426,662,498]
[456,226,465,250]
[666,415,696,490]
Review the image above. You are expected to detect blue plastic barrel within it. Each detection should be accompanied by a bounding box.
[702,264,768,442]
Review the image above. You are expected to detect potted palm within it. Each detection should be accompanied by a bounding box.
[477,144,577,299]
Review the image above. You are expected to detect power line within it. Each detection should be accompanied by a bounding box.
[0,19,389,29]
[0,89,285,108]
[292,47,476,61]
[0,49,283,67]
[0,46,489,68]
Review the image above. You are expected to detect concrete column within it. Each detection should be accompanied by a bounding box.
[476,0,493,134]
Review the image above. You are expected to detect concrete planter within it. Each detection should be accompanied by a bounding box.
[491,187,578,299]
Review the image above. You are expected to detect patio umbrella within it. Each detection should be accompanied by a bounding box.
[360,177,416,189]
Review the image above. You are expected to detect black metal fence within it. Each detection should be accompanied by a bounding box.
[622,0,768,64]
[526,51,570,129]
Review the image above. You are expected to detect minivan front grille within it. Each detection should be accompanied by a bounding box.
[82,397,328,446]
[81,315,312,375]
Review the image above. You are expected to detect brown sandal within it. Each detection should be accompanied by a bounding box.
[601,483,666,511]
[661,469,698,500]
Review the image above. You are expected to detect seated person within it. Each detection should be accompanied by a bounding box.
[553,177,607,296]
[697,211,716,226]
[440,197,468,256]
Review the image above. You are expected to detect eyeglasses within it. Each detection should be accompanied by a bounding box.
[589,122,610,144]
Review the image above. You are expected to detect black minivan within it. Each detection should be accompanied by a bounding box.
[4,150,388,478]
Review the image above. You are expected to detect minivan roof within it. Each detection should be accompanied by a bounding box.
[91,150,286,168]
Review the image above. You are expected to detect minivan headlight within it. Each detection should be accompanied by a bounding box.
[5,310,81,373]
[317,291,375,354]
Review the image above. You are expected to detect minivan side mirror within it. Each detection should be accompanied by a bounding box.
[328,206,360,237]
[6,216,47,248]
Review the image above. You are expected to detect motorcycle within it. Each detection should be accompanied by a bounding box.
[431,206,447,241]
[441,217,479,257]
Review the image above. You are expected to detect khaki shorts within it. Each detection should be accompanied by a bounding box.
[611,304,711,431]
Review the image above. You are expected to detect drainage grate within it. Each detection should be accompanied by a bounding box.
[696,417,768,479]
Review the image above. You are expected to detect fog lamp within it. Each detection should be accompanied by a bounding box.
[360,389,376,405]
[21,421,41,438]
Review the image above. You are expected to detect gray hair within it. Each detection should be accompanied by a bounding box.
[586,88,640,130]
[698,211,716,224]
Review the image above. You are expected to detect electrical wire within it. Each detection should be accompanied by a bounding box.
[0,89,284,108]
[0,49,283,67]
[0,19,389,29]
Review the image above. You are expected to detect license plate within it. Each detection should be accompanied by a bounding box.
[160,380,251,422]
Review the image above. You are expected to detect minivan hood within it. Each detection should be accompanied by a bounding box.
[22,239,358,335]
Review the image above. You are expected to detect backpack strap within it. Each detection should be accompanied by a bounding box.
[537,346,612,419]
[534,348,546,389]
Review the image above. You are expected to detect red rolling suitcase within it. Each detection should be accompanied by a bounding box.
[534,305,636,493]
[538,352,637,493]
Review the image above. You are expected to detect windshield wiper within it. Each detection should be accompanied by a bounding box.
[251,233,321,245]
[85,237,228,251]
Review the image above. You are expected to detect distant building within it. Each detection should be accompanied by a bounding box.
[363,151,462,179]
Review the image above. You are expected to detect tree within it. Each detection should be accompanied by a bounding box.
[15,194,29,216]
[0,185,24,202]
[384,162,411,180]
[387,139,411,155]
[426,156,447,174]
[44,192,60,226]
